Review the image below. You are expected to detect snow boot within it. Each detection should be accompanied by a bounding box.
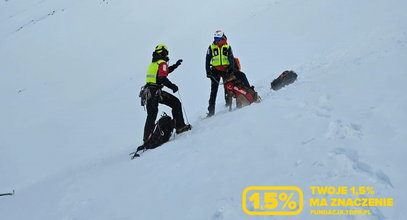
[176,124,192,134]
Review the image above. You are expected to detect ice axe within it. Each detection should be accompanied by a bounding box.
[207,74,224,85]
[0,190,15,196]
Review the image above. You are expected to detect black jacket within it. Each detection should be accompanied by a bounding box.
[151,52,179,91]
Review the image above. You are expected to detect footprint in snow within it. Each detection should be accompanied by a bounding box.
[333,148,393,188]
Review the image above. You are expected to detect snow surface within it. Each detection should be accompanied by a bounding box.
[1,0,406,219]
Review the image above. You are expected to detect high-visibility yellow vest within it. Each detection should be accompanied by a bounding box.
[210,44,230,66]
[146,60,165,83]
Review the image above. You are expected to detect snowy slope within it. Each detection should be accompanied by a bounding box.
[1,0,406,219]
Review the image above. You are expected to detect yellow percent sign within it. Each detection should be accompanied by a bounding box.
[280,192,297,209]
[242,186,303,215]
[366,187,375,195]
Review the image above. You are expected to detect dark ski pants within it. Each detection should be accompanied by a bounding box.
[208,73,222,115]
[207,69,251,114]
[143,89,185,142]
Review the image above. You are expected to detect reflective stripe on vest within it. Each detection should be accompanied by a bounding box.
[146,60,165,83]
[210,44,230,67]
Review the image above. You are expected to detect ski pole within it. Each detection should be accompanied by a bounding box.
[177,91,190,124]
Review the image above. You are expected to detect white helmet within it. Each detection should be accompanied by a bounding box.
[214,30,224,38]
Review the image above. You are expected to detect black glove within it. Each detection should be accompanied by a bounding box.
[206,70,212,78]
[169,59,183,72]
[171,84,179,93]
[176,59,183,66]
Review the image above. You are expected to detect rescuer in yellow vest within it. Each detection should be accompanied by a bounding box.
[142,44,191,143]
[205,30,253,116]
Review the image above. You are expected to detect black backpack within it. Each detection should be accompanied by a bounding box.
[142,113,175,150]
[271,70,298,91]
